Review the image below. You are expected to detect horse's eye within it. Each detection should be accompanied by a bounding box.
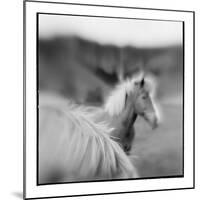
[142,96,146,99]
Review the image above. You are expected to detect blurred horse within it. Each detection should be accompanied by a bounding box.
[39,73,158,184]
[102,73,159,154]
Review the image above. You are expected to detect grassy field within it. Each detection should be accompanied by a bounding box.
[130,102,183,178]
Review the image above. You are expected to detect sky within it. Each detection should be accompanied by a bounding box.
[39,14,183,48]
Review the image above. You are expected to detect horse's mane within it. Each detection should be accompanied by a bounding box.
[39,93,137,181]
[104,72,144,116]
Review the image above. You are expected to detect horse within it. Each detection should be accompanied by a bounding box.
[89,73,158,154]
[39,73,158,184]
[104,73,158,153]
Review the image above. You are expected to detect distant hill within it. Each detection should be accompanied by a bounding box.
[39,36,183,104]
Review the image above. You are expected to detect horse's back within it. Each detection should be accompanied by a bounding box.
[39,95,74,183]
[39,93,138,183]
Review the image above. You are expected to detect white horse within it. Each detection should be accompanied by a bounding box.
[39,73,158,184]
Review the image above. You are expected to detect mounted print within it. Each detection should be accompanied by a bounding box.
[24,0,195,199]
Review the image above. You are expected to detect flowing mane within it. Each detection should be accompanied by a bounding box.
[39,94,137,183]
[104,73,144,116]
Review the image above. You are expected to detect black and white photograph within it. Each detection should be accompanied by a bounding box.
[24,1,194,199]
[38,13,184,184]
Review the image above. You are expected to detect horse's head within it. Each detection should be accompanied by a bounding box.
[105,73,159,154]
[130,76,158,129]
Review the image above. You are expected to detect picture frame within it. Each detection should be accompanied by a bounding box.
[24,0,195,199]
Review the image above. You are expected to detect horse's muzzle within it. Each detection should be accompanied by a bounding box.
[143,112,158,129]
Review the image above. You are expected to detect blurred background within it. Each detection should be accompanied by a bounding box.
[38,14,183,178]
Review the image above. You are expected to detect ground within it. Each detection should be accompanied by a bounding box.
[131,102,183,177]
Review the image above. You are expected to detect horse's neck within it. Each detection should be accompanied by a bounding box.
[107,102,137,140]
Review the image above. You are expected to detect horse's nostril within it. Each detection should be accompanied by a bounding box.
[124,145,131,152]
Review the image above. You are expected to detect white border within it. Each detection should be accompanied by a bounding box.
[25,1,194,199]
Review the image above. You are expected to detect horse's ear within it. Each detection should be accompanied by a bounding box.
[140,77,145,87]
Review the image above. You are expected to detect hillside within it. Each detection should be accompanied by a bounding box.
[39,36,183,103]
